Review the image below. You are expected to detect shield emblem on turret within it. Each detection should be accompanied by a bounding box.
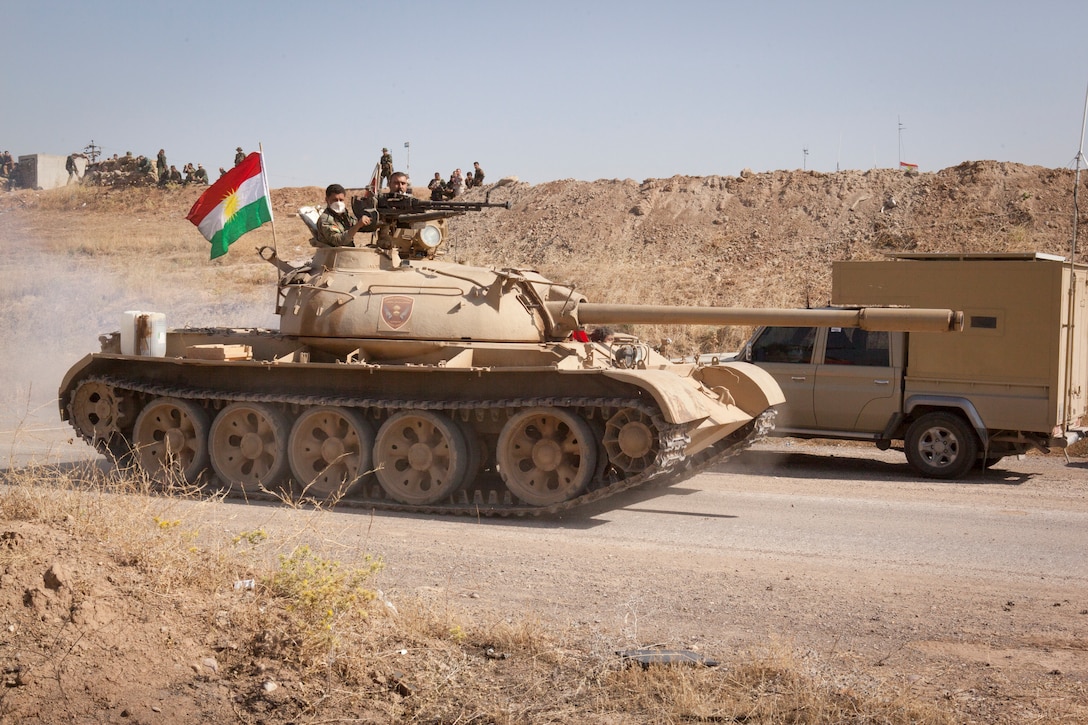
[380,295,414,331]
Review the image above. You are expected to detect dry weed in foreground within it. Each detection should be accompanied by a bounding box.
[0,459,978,723]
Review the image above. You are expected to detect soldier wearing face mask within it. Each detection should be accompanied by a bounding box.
[315,183,374,247]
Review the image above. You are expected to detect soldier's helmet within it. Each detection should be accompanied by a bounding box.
[382,148,389,153]
[236,147,243,152]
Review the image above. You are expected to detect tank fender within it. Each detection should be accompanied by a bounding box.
[602,368,750,425]
[903,395,990,448]
[692,361,786,418]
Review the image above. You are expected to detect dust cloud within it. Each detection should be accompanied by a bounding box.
[0,220,274,466]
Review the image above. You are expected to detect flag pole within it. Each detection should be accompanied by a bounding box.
[259,142,279,260]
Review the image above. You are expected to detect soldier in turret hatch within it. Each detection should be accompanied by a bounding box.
[315,183,374,248]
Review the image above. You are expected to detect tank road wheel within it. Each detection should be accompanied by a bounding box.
[497,407,597,506]
[905,411,979,480]
[132,398,210,485]
[373,411,469,505]
[288,407,375,502]
[69,381,131,449]
[602,407,659,475]
[209,402,291,493]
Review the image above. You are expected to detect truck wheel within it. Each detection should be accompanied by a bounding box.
[905,412,978,479]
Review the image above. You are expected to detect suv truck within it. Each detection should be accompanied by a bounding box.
[737,253,1088,478]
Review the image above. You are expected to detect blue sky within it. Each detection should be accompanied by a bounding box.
[4,0,1088,188]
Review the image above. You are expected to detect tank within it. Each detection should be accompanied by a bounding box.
[59,191,961,516]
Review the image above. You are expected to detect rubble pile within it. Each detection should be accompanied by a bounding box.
[83,154,158,188]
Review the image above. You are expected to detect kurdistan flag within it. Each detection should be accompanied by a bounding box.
[186,152,273,259]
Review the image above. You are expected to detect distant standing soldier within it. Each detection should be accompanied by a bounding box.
[472,161,485,187]
[379,147,393,189]
[157,149,168,183]
[65,152,86,184]
[235,147,246,166]
[427,171,445,201]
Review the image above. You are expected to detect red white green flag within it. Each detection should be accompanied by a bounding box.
[368,161,381,193]
[186,152,273,259]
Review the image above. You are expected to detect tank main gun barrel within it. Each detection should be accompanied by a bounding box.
[546,302,964,334]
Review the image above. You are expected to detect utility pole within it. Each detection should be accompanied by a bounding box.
[83,140,101,163]
[898,117,905,167]
[404,141,410,178]
[803,147,809,171]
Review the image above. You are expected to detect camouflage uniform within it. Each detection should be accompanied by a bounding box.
[157,150,168,182]
[428,176,446,201]
[315,206,360,247]
[235,147,246,166]
[472,163,485,186]
[193,165,209,184]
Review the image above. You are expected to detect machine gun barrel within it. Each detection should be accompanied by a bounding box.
[353,195,511,224]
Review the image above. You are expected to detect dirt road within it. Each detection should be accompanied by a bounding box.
[168,441,1087,716]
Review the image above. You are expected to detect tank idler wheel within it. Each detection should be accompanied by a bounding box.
[132,398,210,486]
[497,407,597,506]
[69,381,131,447]
[602,407,659,475]
[288,406,374,502]
[373,411,469,505]
[209,402,291,493]
[905,411,979,480]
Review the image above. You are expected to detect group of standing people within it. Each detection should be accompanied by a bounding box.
[428,161,486,201]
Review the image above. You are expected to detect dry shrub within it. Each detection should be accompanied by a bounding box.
[596,645,954,724]
[0,458,236,593]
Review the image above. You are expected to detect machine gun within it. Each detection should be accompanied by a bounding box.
[350,192,511,259]
[351,193,511,225]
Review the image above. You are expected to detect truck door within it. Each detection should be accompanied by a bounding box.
[813,328,901,432]
[747,326,818,428]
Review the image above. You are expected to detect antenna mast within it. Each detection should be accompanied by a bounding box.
[1060,80,1088,438]
[898,117,906,167]
[1071,81,1088,262]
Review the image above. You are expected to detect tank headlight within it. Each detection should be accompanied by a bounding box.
[417,224,442,249]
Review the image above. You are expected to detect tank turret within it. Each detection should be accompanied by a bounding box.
[59,191,961,517]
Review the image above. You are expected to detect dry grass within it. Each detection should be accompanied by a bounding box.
[0,446,964,723]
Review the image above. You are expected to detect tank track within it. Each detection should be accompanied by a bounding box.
[69,375,774,518]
